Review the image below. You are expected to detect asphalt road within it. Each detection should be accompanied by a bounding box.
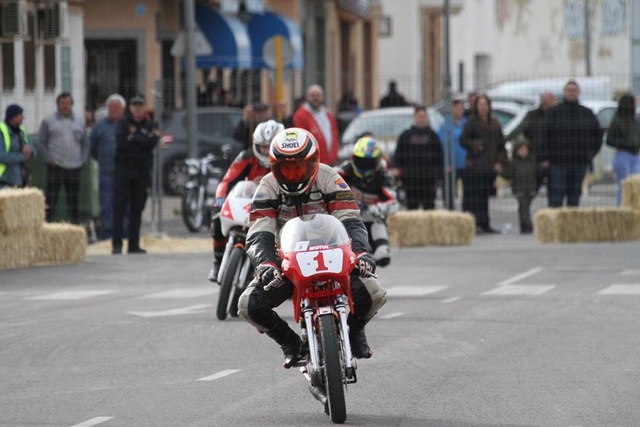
[2,235,640,427]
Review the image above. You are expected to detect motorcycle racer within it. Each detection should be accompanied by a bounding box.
[207,120,284,282]
[238,127,387,368]
[335,136,398,267]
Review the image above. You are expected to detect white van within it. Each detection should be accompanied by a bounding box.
[487,76,613,101]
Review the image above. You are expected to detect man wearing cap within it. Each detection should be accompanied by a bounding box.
[0,104,36,189]
[111,94,160,254]
[233,102,271,149]
[37,92,89,223]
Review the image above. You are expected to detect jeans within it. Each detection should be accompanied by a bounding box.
[613,150,640,205]
[547,164,587,208]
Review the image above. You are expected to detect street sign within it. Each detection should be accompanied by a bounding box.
[262,35,293,68]
[170,27,213,57]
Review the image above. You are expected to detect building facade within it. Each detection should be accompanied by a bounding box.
[0,0,85,131]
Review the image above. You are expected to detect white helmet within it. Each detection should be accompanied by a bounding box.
[253,120,285,168]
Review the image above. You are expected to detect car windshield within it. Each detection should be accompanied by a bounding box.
[278,215,351,253]
[162,110,242,139]
[342,113,414,144]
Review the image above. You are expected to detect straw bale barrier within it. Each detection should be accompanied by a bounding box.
[33,223,87,265]
[621,175,640,210]
[0,231,38,269]
[87,235,211,255]
[0,188,45,235]
[534,207,639,244]
[388,210,475,247]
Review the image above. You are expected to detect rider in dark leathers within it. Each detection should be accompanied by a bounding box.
[335,136,398,267]
[238,128,387,368]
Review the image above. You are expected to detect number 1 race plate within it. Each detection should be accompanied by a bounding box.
[296,249,343,277]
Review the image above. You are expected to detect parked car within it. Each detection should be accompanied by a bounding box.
[338,102,530,164]
[159,107,243,195]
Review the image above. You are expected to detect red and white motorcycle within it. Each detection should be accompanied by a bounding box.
[216,180,258,321]
[277,214,359,424]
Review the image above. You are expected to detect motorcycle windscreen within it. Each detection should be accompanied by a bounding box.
[279,214,351,253]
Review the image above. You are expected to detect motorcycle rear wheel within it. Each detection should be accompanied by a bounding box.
[217,247,244,321]
[319,314,347,424]
[181,187,204,232]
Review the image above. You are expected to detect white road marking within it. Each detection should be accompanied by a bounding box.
[483,285,556,296]
[385,286,447,297]
[378,312,405,320]
[498,267,543,286]
[619,269,640,276]
[128,304,214,318]
[555,265,618,271]
[140,289,217,299]
[197,369,241,382]
[597,284,640,295]
[69,417,113,427]
[441,296,462,303]
[26,290,116,301]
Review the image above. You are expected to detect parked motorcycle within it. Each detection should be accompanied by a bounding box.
[216,180,258,320]
[181,153,225,232]
[273,214,359,424]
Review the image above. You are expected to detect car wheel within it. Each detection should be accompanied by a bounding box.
[164,157,189,196]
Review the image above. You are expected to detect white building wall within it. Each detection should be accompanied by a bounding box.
[377,0,422,104]
[378,0,634,102]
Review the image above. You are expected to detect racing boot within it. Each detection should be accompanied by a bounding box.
[348,316,373,359]
[266,318,304,369]
[207,253,223,283]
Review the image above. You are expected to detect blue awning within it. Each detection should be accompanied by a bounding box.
[247,11,304,70]
[195,3,252,69]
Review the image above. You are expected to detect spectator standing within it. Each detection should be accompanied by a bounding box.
[463,91,478,118]
[283,96,305,129]
[394,106,443,210]
[379,80,408,108]
[112,94,159,254]
[0,104,36,189]
[438,99,468,202]
[461,94,507,233]
[539,80,603,208]
[501,138,538,234]
[233,102,271,149]
[506,91,557,190]
[293,84,339,165]
[605,93,640,205]
[37,92,89,224]
[90,94,126,240]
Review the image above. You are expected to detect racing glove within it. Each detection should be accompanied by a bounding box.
[356,252,376,278]
[256,262,283,290]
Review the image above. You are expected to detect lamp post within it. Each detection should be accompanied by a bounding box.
[442,0,455,210]
[184,0,198,159]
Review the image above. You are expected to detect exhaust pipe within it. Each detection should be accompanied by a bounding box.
[307,384,327,406]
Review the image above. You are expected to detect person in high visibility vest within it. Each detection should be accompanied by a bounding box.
[0,104,36,189]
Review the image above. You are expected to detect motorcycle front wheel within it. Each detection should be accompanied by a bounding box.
[319,314,347,424]
[181,187,204,232]
[217,247,244,320]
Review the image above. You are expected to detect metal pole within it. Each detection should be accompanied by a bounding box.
[184,0,198,159]
[584,0,592,76]
[442,0,455,210]
[152,79,164,235]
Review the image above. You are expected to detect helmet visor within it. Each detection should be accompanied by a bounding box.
[272,157,318,186]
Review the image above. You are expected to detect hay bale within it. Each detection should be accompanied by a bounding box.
[86,235,212,255]
[633,211,640,240]
[621,175,640,210]
[0,231,37,269]
[0,188,45,235]
[388,210,475,247]
[535,207,639,243]
[33,223,87,265]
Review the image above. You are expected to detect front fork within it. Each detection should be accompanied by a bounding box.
[301,296,356,386]
[216,234,237,283]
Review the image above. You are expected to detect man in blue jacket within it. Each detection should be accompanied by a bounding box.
[90,94,126,239]
[0,104,36,189]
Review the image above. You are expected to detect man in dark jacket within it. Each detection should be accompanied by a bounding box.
[112,94,159,254]
[379,80,408,108]
[394,106,443,209]
[233,102,271,149]
[539,81,602,208]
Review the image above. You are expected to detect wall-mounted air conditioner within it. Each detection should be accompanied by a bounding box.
[0,0,28,38]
